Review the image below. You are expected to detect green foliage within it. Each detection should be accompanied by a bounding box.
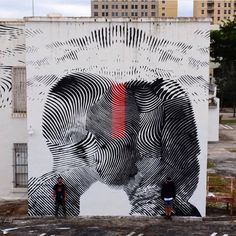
[207,159,214,168]
[221,119,236,124]
[210,17,236,63]
[210,17,236,114]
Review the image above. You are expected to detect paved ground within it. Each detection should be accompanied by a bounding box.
[208,113,236,177]
[0,216,236,236]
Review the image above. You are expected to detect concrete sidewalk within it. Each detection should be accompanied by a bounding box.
[0,215,236,236]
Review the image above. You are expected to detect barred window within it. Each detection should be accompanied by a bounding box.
[13,143,28,187]
[12,67,27,115]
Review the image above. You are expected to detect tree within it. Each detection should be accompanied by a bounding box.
[210,16,236,117]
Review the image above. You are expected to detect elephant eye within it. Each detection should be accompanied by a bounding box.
[64,123,88,144]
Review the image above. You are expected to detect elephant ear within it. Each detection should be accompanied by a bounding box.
[125,78,200,216]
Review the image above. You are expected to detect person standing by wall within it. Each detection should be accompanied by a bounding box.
[161,176,176,220]
[53,176,67,217]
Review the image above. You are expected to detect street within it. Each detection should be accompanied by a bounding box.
[0,216,236,236]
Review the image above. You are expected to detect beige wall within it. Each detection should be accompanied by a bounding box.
[194,0,236,24]
[91,0,177,18]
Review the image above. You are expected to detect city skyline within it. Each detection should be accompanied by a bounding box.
[0,0,193,18]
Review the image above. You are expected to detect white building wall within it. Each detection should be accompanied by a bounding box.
[208,98,220,142]
[25,18,210,217]
[0,20,27,200]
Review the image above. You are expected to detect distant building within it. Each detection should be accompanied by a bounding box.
[91,0,178,18]
[193,0,236,24]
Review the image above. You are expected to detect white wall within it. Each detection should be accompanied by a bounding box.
[0,20,27,200]
[26,18,210,217]
[208,98,220,142]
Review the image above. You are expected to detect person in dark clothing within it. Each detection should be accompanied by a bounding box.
[161,176,176,219]
[53,176,67,217]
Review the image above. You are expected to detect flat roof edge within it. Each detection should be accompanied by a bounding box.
[0,18,25,24]
[23,17,211,23]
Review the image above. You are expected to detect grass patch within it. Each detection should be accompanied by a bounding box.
[225,148,236,152]
[221,119,236,124]
[207,159,214,168]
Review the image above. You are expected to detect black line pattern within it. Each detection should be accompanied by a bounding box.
[29,72,200,216]
[26,24,209,106]
[26,22,209,216]
[0,24,25,109]
[0,66,12,108]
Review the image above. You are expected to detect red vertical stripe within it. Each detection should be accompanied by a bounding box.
[112,82,125,138]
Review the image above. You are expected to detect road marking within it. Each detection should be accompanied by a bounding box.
[210,233,228,236]
[210,233,217,236]
[224,124,233,129]
[220,124,233,130]
[126,232,136,236]
[56,227,71,230]
[1,227,19,235]
[137,234,144,236]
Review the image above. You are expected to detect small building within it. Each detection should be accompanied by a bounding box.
[0,17,211,217]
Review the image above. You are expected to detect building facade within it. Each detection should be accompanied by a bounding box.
[91,0,178,18]
[1,17,212,218]
[0,19,28,200]
[194,0,236,24]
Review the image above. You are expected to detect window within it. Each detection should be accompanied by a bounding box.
[94,12,98,16]
[102,12,108,16]
[218,10,220,14]
[131,12,138,16]
[224,10,227,14]
[228,10,231,14]
[94,4,98,9]
[151,12,156,17]
[13,143,28,188]
[102,4,108,9]
[141,4,148,9]
[201,10,204,14]
[217,17,220,21]
[112,12,119,17]
[151,4,156,9]
[12,67,26,115]
[162,13,165,16]
[224,3,227,7]
[218,3,220,7]
[202,3,204,7]
[228,3,231,7]
[112,4,118,9]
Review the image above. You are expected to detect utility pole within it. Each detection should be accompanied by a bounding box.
[32,0,35,16]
